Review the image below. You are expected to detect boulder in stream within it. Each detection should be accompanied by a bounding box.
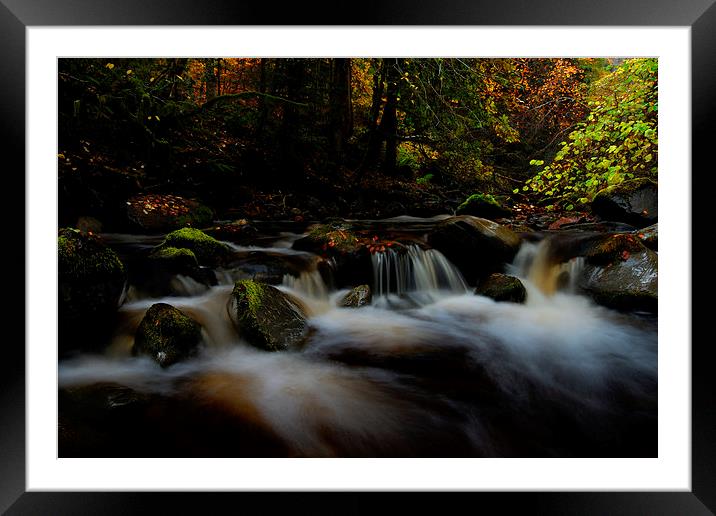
[578,246,658,313]
[340,285,372,308]
[292,222,373,288]
[58,228,127,351]
[157,227,231,265]
[591,178,657,227]
[426,215,521,284]
[475,273,526,303]
[229,279,308,351]
[133,303,203,367]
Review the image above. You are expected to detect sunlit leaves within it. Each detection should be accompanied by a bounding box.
[521,58,658,209]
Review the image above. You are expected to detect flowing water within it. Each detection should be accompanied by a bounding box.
[59,223,657,457]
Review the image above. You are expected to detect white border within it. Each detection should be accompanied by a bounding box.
[27,27,691,491]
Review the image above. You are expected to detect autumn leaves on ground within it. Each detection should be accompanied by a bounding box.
[59,57,657,228]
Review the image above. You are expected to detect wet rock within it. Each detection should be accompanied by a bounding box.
[556,221,637,233]
[58,228,127,352]
[204,220,259,245]
[223,251,321,285]
[427,216,521,284]
[133,303,203,367]
[578,246,658,313]
[456,193,512,219]
[130,246,217,297]
[157,227,231,265]
[634,223,657,250]
[292,222,373,288]
[475,273,526,303]
[340,285,372,308]
[591,178,657,227]
[125,194,214,233]
[148,246,199,274]
[228,280,307,351]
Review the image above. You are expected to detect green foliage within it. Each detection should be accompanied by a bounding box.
[416,173,434,185]
[523,58,658,208]
[459,193,500,209]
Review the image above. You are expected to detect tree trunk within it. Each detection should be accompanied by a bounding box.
[328,58,353,164]
[204,58,217,101]
[380,58,400,175]
[364,59,387,171]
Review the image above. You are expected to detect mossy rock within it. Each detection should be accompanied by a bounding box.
[133,303,203,367]
[591,178,657,227]
[456,193,512,219]
[58,228,126,350]
[157,228,230,265]
[427,216,521,284]
[148,246,199,273]
[340,285,372,308]
[475,273,526,303]
[228,280,307,351]
[126,194,214,233]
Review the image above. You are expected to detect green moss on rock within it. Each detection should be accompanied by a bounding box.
[158,227,230,264]
[148,246,198,272]
[456,193,512,219]
[229,279,307,351]
[133,303,202,367]
[58,228,127,350]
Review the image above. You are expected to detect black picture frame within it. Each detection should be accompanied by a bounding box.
[2,1,712,514]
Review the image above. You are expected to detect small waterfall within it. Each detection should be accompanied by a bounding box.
[508,239,584,296]
[372,245,468,303]
[282,270,330,300]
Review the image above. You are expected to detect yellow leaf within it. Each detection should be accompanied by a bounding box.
[105,63,114,69]
[126,69,133,75]
[57,153,65,159]
[155,116,160,121]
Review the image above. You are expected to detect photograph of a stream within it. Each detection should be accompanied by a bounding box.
[58,57,658,457]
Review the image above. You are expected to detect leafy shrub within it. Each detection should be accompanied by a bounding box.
[520,58,658,209]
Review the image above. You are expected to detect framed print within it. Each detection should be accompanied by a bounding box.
[2,0,713,513]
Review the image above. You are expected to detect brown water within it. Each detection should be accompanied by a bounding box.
[59,225,657,457]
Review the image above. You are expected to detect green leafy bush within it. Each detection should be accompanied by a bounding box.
[521,58,658,209]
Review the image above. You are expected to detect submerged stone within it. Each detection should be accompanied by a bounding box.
[229,279,307,351]
[134,303,203,367]
[475,273,526,303]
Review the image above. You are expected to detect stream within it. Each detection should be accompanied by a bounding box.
[58,218,657,457]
